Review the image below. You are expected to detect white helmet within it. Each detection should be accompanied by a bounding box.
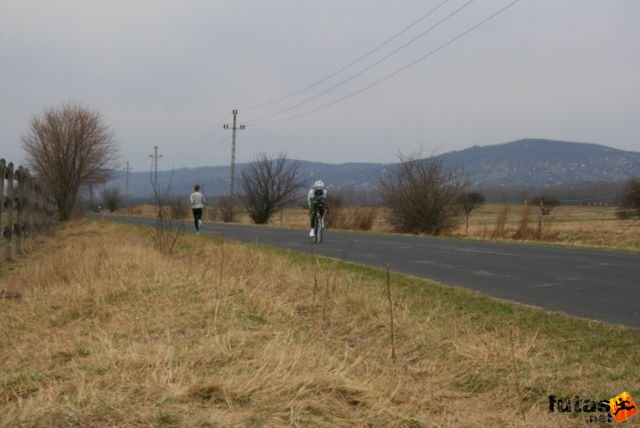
[313,180,325,190]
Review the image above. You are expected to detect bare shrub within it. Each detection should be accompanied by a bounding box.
[240,153,304,224]
[101,186,122,213]
[379,153,464,235]
[324,195,344,229]
[491,205,509,239]
[170,194,190,220]
[531,196,560,216]
[323,195,376,231]
[351,207,377,231]
[216,195,237,223]
[512,202,559,241]
[512,202,531,240]
[150,177,183,254]
[22,103,118,220]
[617,176,640,219]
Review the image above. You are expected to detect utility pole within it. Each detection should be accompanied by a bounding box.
[123,161,133,204]
[223,110,245,197]
[149,146,163,191]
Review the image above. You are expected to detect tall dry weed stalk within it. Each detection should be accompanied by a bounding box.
[513,202,531,240]
[386,264,396,363]
[151,204,183,254]
[491,205,510,239]
[509,327,527,422]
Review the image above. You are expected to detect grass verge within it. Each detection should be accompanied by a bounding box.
[1,219,638,427]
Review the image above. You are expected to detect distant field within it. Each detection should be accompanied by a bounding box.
[1,220,639,426]
[117,202,640,252]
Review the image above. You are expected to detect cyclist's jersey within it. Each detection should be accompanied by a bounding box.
[307,188,327,208]
[310,195,327,211]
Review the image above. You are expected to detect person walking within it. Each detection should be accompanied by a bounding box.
[190,184,206,234]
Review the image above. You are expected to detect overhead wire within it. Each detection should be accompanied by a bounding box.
[163,115,228,159]
[242,0,452,111]
[245,0,474,125]
[249,0,524,128]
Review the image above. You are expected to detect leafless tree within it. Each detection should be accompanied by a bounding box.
[531,196,560,216]
[457,191,486,233]
[240,153,305,224]
[21,103,118,220]
[101,186,122,213]
[379,153,465,235]
[616,176,640,219]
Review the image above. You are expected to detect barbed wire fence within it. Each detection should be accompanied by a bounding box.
[1,159,57,261]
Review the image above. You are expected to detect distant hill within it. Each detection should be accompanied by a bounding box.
[107,139,640,200]
[438,138,640,186]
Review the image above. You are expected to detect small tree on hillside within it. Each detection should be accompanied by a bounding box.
[616,176,640,219]
[101,186,122,213]
[457,191,486,233]
[240,153,305,224]
[22,103,118,220]
[531,196,560,216]
[379,153,465,235]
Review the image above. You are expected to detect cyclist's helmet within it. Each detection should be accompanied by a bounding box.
[313,180,325,190]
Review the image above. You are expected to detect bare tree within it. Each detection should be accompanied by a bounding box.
[240,153,305,224]
[616,176,640,219]
[101,186,122,213]
[457,191,486,233]
[531,196,560,216]
[379,153,465,235]
[21,103,118,220]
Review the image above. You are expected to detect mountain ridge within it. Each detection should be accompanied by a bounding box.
[108,139,640,198]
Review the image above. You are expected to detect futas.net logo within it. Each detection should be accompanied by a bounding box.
[549,391,637,424]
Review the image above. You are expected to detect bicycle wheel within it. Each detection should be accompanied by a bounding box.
[315,213,323,244]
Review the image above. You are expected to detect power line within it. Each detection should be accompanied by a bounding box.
[249,0,524,128]
[242,0,452,111]
[163,117,227,159]
[170,134,231,165]
[245,0,474,125]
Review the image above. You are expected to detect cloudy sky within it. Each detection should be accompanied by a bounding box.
[1,0,638,172]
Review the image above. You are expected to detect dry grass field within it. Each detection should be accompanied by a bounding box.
[1,220,639,427]
[118,202,640,252]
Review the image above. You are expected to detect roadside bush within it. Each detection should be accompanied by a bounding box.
[379,153,464,235]
[616,176,640,219]
[216,195,237,223]
[170,195,190,219]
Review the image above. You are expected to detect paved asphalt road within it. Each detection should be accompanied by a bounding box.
[107,215,640,329]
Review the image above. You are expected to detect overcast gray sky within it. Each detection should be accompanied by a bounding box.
[1,0,638,172]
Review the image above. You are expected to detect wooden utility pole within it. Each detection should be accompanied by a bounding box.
[223,110,245,197]
[149,146,163,191]
[124,161,133,204]
[4,162,14,260]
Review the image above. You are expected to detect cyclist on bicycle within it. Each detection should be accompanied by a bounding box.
[308,180,328,238]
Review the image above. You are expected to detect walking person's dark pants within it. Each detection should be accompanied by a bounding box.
[192,208,203,232]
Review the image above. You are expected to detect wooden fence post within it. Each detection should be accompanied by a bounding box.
[15,166,26,255]
[0,159,59,259]
[0,159,5,242]
[4,162,15,260]
[25,169,34,242]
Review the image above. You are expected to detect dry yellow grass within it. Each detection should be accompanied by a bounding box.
[460,203,640,251]
[1,219,639,427]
